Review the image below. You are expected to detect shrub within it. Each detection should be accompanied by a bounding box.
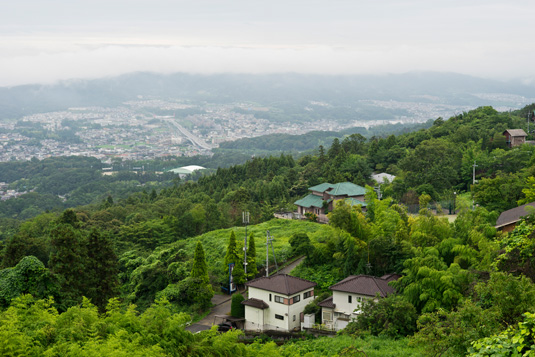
[345,294,417,338]
[231,293,245,318]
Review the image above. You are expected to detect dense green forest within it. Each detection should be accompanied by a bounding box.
[2,104,535,355]
[217,121,432,155]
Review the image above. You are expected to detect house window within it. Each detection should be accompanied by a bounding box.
[275,295,284,304]
[323,311,332,321]
[304,291,312,299]
[357,297,362,302]
[293,315,296,321]
[275,314,284,320]
[269,294,272,302]
[293,295,300,303]
[348,295,352,303]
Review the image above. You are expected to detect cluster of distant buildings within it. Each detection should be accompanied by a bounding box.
[0,100,362,163]
[0,182,27,201]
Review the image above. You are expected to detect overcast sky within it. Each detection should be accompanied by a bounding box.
[1,0,533,86]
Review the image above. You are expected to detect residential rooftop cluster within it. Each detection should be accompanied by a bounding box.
[1,97,510,163]
[0,99,357,163]
[0,182,29,201]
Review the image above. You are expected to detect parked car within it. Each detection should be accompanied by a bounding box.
[217,322,237,332]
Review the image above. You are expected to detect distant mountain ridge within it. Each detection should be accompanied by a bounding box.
[0,71,533,120]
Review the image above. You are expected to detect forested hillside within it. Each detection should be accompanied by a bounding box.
[2,104,535,355]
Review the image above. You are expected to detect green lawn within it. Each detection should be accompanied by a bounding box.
[187,219,338,280]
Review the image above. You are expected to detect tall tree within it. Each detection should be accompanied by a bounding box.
[246,233,257,280]
[85,229,119,312]
[400,139,461,192]
[224,231,238,266]
[191,241,209,285]
[48,223,87,310]
[224,231,245,286]
[328,138,342,159]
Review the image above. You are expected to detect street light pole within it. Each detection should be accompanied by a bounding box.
[473,161,478,185]
[529,111,533,135]
[242,211,249,279]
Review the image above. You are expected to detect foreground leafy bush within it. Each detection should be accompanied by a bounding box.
[411,299,500,356]
[469,312,535,356]
[343,294,418,338]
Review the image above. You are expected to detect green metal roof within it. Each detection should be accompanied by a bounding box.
[308,183,336,192]
[294,194,324,208]
[344,197,367,207]
[329,182,367,197]
[308,182,366,197]
[294,194,366,209]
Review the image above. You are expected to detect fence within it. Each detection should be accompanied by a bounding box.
[405,200,456,214]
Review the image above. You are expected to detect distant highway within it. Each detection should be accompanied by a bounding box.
[163,118,213,151]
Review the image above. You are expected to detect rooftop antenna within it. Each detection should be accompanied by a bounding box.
[242,211,249,279]
[265,230,278,277]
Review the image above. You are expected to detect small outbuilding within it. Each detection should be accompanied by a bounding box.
[495,202,535,232]
[503,129,527,148]
[371,172,396,184]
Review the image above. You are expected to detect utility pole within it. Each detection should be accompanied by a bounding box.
[242,211,249,279]
[266,231,271,277]
[265,230,278,277]
[374,184,382,200]
[473,161,478,185]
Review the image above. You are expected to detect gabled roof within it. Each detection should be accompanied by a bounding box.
[380,273,402,282]
[294,194,325,208]
[328,182,367,197]
[318,295,335,309]
[242,298,269,309]
[504,129,527,137]
[308,183,336,193]
[495,202,535,229]
[246,274,316,296]
[308,182,366,197]
[371,173,396,183]
[294,195,366,209]
[343,197,367,207]
[329,275,397,298]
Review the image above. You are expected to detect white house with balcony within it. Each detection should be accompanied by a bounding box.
[318,274,400,331]
[242,274,316,332]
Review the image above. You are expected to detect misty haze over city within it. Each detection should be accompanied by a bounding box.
[1,0,534,86]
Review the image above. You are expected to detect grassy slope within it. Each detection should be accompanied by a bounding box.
[185,219,338,280]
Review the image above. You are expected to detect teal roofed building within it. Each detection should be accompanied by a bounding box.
[294,182,367,223]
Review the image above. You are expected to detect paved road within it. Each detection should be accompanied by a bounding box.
[186,256,306,333]
[164,118,213,150]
